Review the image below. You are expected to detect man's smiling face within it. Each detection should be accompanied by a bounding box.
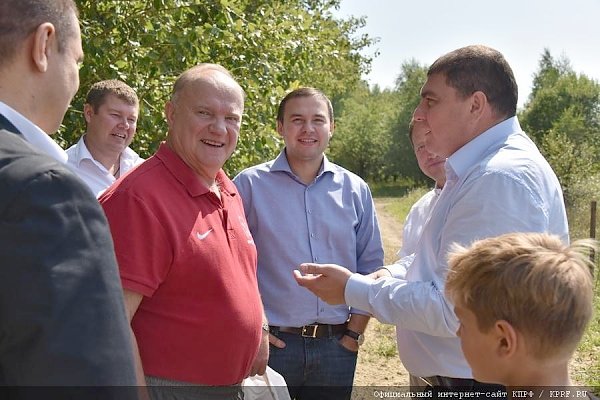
[84,94,139,154]
[277,95,333,165]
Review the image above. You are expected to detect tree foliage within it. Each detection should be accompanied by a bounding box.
[384,60,428,184]
[328,83,397,181]
[329,60,428,184]
[520,49,600,146]
[61,0,375,175]
[539,123,596,205]
[519,49,600,204]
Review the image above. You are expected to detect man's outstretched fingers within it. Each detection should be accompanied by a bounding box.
[299,263,322,275]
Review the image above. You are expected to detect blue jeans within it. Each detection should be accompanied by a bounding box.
[268,331,358,400]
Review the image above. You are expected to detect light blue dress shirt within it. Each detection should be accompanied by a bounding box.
[345,116,569,378]
[234,150,384,327]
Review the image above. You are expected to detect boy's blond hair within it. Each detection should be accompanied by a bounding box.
[446,232,595,360]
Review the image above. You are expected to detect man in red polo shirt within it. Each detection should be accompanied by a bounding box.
[100,64,268,399]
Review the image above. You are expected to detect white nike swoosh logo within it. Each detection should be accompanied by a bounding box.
[196,229,213,240]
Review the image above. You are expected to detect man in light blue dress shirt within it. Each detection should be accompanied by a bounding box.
[234,87,384,399]
[295,46,569,391]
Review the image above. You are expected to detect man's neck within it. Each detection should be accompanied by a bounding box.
[506,362,571,389]
[83,134,121,172]
[287,154,324,185]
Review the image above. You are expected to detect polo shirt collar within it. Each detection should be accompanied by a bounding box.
[155,142,236,198]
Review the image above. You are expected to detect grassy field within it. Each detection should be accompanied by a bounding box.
[364,183,600,389]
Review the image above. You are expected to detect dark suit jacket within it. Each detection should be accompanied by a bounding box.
[0,114,137,387]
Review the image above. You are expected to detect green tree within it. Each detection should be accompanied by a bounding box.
[539,116,597,205]
[330,61,430,185]
[529,48,572,100]
[328,83,397,181]
[519,49,600,205]
[63,0,374,175]
[384,60,428,184]
[520,49,600,145]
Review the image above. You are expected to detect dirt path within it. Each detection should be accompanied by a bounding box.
[373,198,403,265]
[352,198,409,387]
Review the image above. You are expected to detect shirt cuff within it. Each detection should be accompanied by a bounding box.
[385,264,407,279]
[349,306,370,316]
[385,254,414,279]
[344,273,375,314]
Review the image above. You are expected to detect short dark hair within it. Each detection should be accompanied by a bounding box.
[86,80,139,113]
[428,45,518,118]
[0,0,78,68]
[277,87,334,123]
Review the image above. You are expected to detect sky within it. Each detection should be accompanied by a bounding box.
[334,0,600,108]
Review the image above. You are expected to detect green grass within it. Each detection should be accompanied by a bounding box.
[371,323,398,358]
[565,176,600,390]
[572,283,600,391]
[369,180,413,198]
[383,186,430,221]
[358,320,400,366]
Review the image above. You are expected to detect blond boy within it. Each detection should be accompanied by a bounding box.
[446,232,595,390]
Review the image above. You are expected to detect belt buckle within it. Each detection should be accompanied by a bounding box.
[301,324,319,338]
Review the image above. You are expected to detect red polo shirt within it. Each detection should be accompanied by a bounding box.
[100,143,262,385]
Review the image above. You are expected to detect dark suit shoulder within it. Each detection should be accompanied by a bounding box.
[0,130,96,212]
[0,130,137,386]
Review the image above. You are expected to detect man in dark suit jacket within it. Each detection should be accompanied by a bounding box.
[0,0,137,387]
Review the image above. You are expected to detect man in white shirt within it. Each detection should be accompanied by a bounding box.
[295,45,568,390]
[398,119,446,259]
[67,79,143,197]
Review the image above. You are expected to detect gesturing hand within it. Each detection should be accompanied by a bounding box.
[293,263,352,305]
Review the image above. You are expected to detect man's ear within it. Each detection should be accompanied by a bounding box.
[276,120,284,136]
[83,103,94,124]
[494,319,518,359]
[165,101,175,126]
[31,23,56,73]
[329,121,335,139]
[469,91,488,119]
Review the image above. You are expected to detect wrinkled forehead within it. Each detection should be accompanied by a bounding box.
[178,74,244,111]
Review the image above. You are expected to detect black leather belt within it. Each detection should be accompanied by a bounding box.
[269,323,347,338]
[420,376,504,391]
[420,376,475,387]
